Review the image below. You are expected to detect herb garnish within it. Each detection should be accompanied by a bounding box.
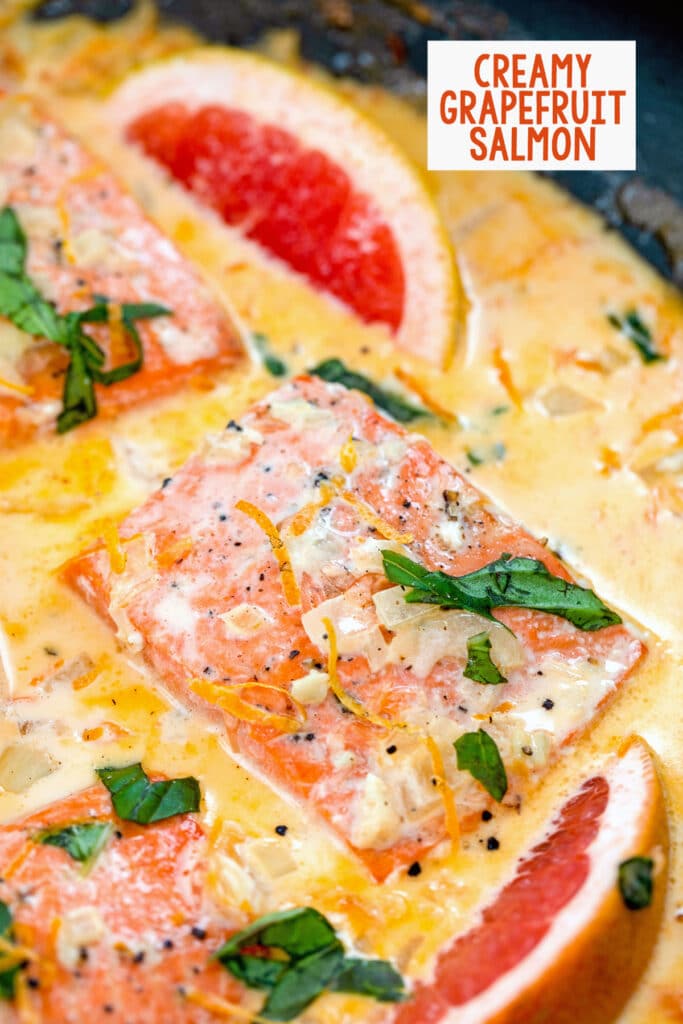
[252,332,287,377]
[454,729,508,802]
[214,906,406,1021]
[309,358,429,423]
[381,550,621,632]
[37,821,113,869]
[96,763,200,825]
[0,901,18,1001]
[0,206,170,432]
[607,310,663,364]
[464,632,507,685]
[618,856,654,910]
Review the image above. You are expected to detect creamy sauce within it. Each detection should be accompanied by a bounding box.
[0,12,682,1022]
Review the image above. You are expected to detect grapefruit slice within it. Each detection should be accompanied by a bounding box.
[106,48,459,366]
[394,738,667,1024]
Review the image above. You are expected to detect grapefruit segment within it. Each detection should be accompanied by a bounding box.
[393,738,667,1024]
[108,48,458,365]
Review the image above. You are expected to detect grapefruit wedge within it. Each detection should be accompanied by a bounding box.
[106,48,459,365]
[394,738,667,1024]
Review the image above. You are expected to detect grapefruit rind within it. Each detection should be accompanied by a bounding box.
[106,47,459,367]
[398,738,667,1024]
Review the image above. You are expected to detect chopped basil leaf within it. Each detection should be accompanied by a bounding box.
[221,953,287,990]
[261,945,345,1021]
[252,332,288,377]
[618,856,654,910]
[608,310,663,364]
[216,908,338,962]
[309,358,429,423]
[96,763,200,824]
[0,900,18,1001]
[330,957,407,1001]
[454,729,508,802]
[464,632,507,685]
[381,551,621,631]
[466,449,483,467]
[0,206,171,433]
[37,822,112,868]
[214,906,405,1021]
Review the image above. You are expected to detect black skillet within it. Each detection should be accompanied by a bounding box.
[33,0,683,288]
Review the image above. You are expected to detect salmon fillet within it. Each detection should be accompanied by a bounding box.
[0,95,242,444]
[64,376,644,880]
[0,786,244,1024]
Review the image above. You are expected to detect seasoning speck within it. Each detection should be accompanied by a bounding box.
[407,861,422,877]
[486,836,500,851]
[542,698,554,710]
[275,825,288,836]
[481,809,493,822]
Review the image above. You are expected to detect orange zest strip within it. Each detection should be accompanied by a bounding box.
[72,654,110,691]
[235,499,300,605]
[641,401,683,436]
[394,368,458,423]
[14,972,40,1024]
[190,677,307,734]
[0,375,34,397]
[340,436,358,473]
[336,488,413,544]
[183,987,271,1024]
[2,840,34,881]
[155,535,193,569]
[0,934,40,964]
[323,617,400,731]
[492,342,522,408]
[425,735,460,846]
[288,482,335,537]
[100,520,127,574]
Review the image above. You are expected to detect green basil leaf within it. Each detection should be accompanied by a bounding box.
[382,551,621,632]
[0,271,63,341]
[0,900,19,1001]
[329,957,406,1002]
[464,632,507,685]
[220,953,287,990]
[37,822,112,867]
[216,907,338,962]
[454,729,508,802]
[608,310,663,364]
[618,856,654,910]
[309,358,429,423]
[261,945,345,1021]
[96,763,200,824]
[0,207,26,276]
[252,332,288,377]
[56,339,97,434]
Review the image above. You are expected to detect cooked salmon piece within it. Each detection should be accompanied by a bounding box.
[64,376,644,880]
[0,95,242,444]
[0,786,245,1024]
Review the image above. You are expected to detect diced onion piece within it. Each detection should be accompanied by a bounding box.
[303,592,390,671]
[268,398,335,429]
[290,669,329,706]
[322,617,399,731]
[373,586,433,629]
[56,907,105,970]
[235,499,300,605]
[219,603,273,638]
[241,838,297,880]
[348,538,407,576]
[0,744,58,793]
[190,678,306,734]
[204,425,263,464]
[537,385,601,417]
[386,609,524,679]
[350,772,403,850]
[425,735,460,844]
